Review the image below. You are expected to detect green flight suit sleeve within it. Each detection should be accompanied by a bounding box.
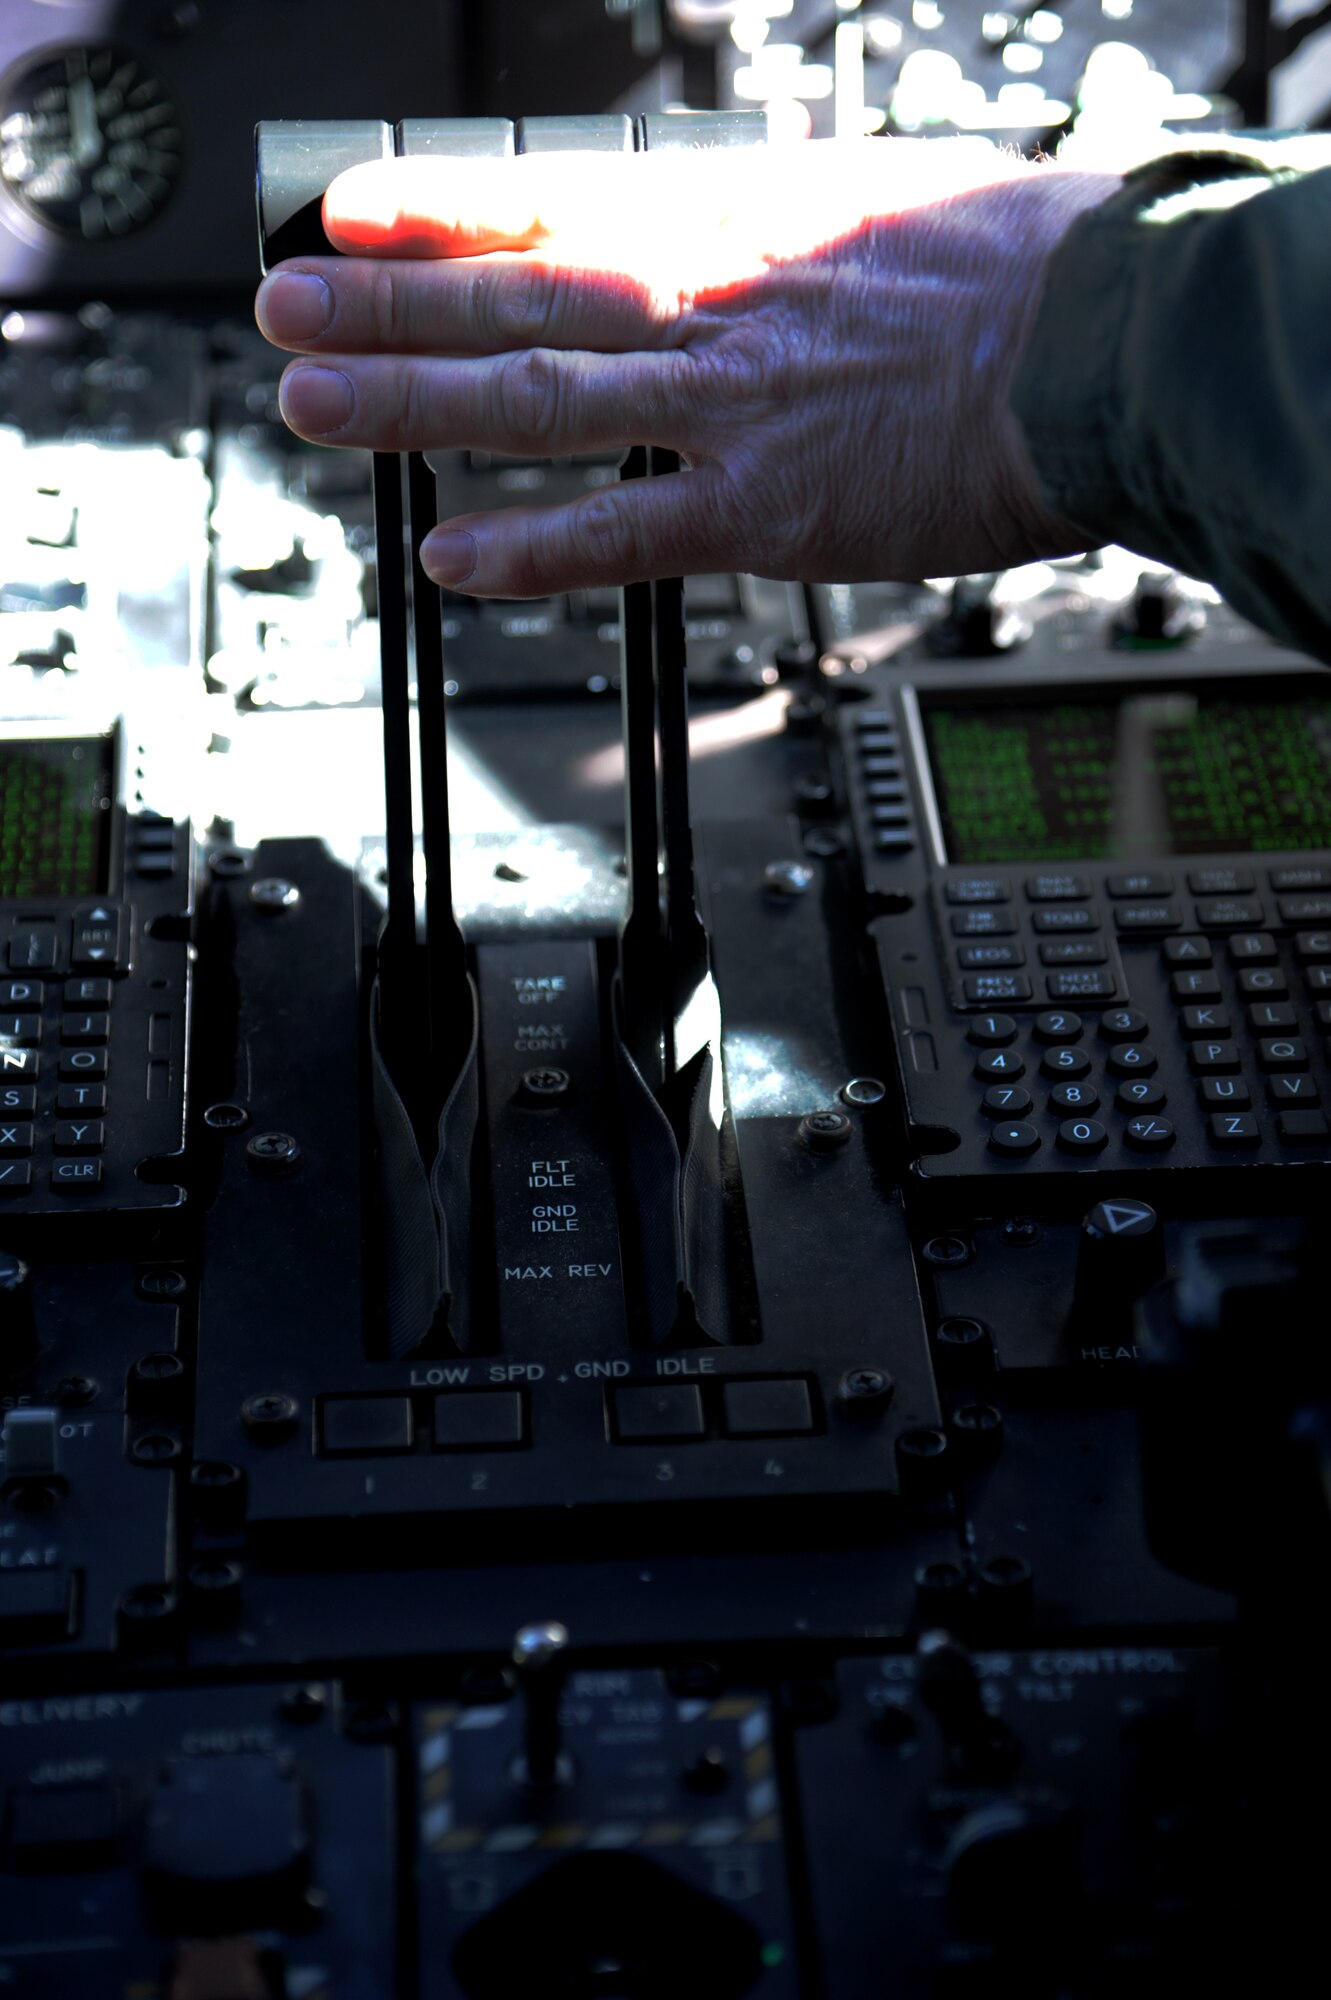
[1011,138,1331,664]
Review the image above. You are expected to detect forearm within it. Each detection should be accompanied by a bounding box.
[1011,140,1331,662]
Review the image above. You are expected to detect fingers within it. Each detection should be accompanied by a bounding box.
[278,346,685,457]
[322,155,578,258]
[256,254,670,358]
[421,471,730,598]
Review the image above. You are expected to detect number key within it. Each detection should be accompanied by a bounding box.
[1117,1079,1166,1112]
[1108,1042,1158,1076]
[975,1049,1025,1081]
[967,1014,1017,1047]
[1050,1081,1099,1114]
[1033,1010,1082,1043]
[981,1084,1032,1117]
[1041,1046,1091,1079]
[1099,1009,1149,1040]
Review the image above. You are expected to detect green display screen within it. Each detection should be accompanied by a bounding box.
[0,736,113,901]
[921,688,1331,865]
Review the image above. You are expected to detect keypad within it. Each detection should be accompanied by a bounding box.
[0,961,116,1195]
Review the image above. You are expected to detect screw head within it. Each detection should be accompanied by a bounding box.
[188,1558,242,1594]
[190,1459,247,1524]
[841,1076,886,1107]
[241,1391,299,1439]
[519,1068,570,1103]
[803,828,844,859]
[281,1684,327,1724]
[209,846,252,878]
[794,775,835,815]
[204,1102,250,1131]
[118,1582,178,1624]
[136,1266,187,1299]
[344,1699,400,1743]
[130,1431,181,1466]
[245,1131,302,1176]
[923,1234,973,1268]
[951,1402,1003,1444]
[764,859,815,898]
[55,1375,97,1407]
[682,1747,729,1795]
[131,1350,184,1386]
[799,1109,853,1152]
[249,877,301,914]
[898,1427,948,1460]
[978,1555,1033,1609]
[839,1367,893,1409]
[512,1621,569,1672]
[1002,1215,1041,1246]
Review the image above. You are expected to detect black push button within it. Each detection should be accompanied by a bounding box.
[874,829,915,853]
[722,1378,814,1437]
[0,1015,39,1045]
[0,1162,32,1194]
[0,1568,74,1643]
[1057,1117,1107,1154]
[1308,967,1331,992]
[1266,1075,1320,1106]
[135,852,177,878]
[1026,874,1089,901]
[134,821,177,851]
[1294,931,1331,961]
[1050,1081,1099,1115]
[1188,867,1254,896]
[1271,867,1331,891]
[1041,1046,1090,1079]
[0,1049,38,1081]
[53,1121,105,1154]
[51,1160,102,1191]
[966,1013,1017,1046]
[1108,1042,1158,1076]
[1034,1010,1082,1044]
[1278,895,1331,924]
[981,1084,1032,1118]
[1125,1115,1174,1149]
[1200,1077,1251,1108]
[70,905,123,969]
[434,1390,526,1450]
[1038,939,1108,966]
[866,780,906,804]
[1114,903,1180,931]
[65,976,112,1006]
[0,1123,34,1155]
[613,1385,705,1442]
[0,980,43,1010]
[988,1121,1039,1157]
[870,804,910,829]
[60,1013,109,1046]
[1179,1005,1231,1038]
[1257,1037,1308,1071]
[1229,933,1278,964]
[1170,970,1222,1001]
[59,1049,107,1080]
[974,1050,1024,1081]
[1046,970,1116,1000]
[1117,1080,1166,1112]
[0,1085,35,1113]
[958,943,1024,970]
[56,1083,106,1113]
[1032,907,1097,933]
[7,927,57,972]
[1317,1001,1331,1029]
[1163,935,1211,965]
[6,1785,120,1871]
[952,909,1017,937]
[946,878,1010,904]
[1208,1112,1260,1147]
[963,973,1031,1003]
[1238,966,1288,997]
[1277,1110,1329,1145]
[1247,1002,1297,1031]
[1196,896,1263,929]
[322,1396,413,1455]
[1108,871,1174,897]
[861,755,902,777]
[1189,1041,1242,1075]
[1099,1008,1148,1041]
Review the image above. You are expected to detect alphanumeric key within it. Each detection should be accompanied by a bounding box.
[56,1083,106,1113]
[1057,1116,1107,1154]
[0,1161,32,1194]
[1033,1010,1082,1044]
[53,1120,105,1154]
[1266,1074,1320,1106]
[59,1049,108,1080]
[0,980,43,1010]
[974,1049,1024,1081]
[1190,1040,1242,1075]
[65,976,112,1007]
[1050,1081,1099,1115]
[1200,1077,1251,1108]
[60,1013,110,1046]
[1257,1037,1308,1072]
[1125,1115,1175,1150]
[1247,1001,1297,1032]
[1099,1008,1149,1041]
[988,1121,1040,1157]
[1294,930,1331,962]
[1171,970,1222,1002]
[1238,967,1288,998]
[1228,933,1277,964]
[1179,1006,1230,1038]
[1208,1111,1260,1147]
[967,1014,1017,1047]
[1041,1046,1091,1079]
[0,1122,34,1155]
[0,1085,36,1115]
[1117,1079,1166,1112]
[1108,1042,1158,1076]
[1163,935,1211,966]
[0,1015,39,1046]
[981,1084,1032,1118]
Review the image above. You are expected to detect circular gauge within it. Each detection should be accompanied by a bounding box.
[0,44,182,240]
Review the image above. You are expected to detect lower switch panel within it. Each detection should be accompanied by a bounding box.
[0,1682,395,1996]
[414,1669,799,1999]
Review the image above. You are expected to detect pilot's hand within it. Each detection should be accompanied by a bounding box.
[255,140,1120,598]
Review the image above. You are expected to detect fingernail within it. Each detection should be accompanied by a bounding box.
[423,529,479,588]
[279,365,354,436]
[257,271,333,342]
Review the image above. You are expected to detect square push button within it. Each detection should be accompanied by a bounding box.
[321,1396,413,1456]
[613,1384,705,1443]
[434,1390,525,1451]
[721,1378,815,1438]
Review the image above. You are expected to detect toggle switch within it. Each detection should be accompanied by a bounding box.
[510,1620,572,1791]
[2,1405,58,1482]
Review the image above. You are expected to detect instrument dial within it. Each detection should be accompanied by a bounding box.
[0,44,182,240]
